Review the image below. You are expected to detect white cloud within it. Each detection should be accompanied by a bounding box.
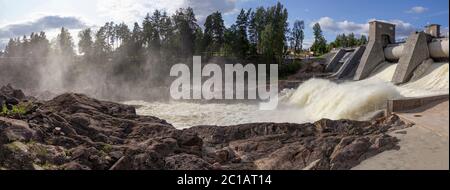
[310,17,368,35]
[0,15,87,49]
[96,0,240,25]
[0,15,87,39]
[406,6,429,14]
[310,17,417,39]
[302,38,314,49]
[96,0,184,24]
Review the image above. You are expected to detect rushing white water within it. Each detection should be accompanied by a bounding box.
[124,100,303,129]
[125,62,449,128]
[368,62,398,82]
[399,63,449,96]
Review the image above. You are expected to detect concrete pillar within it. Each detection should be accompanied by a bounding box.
[392,32,431,85]
[325,49,346,72]
[335,46,366,79]
[410,58,434,81]
[425,24,441,38]
[354,21,396,80]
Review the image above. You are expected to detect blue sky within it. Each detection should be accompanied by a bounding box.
[0,0,449,49]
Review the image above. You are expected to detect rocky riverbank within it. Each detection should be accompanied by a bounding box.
[0,84,408,170]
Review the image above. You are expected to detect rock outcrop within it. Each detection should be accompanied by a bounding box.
[0,85,407,170]
[0,84,27,109]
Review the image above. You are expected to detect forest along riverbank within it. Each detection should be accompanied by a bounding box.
[0,84,408,170]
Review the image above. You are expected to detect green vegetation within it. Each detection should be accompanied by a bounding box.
[290,20,305,54]
[328,33,368,50]
[279,60,303,78]
[310,23,328,56]
[101,144,113,153]
[1,102,32,116]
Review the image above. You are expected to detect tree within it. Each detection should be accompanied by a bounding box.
[258,2,289,63]
[329,33,368,50]
[142,10,165,53]
[260,24,275,62]
[204,11,225,53]
[248,7,266,54]
[310,23,327,55]
[115,23,131,48]
[4,39,17,57]
[130,22,144,58]
[31,31,50,58]
[347,33,357,47]
[173,7,199,57]
[359,35,368,45]
[78,28,94,56]
[93,26,111,59]
[159,11,175,51]
[194,27,204,55]
[290,20,305,53]
[232,9,251,59]
[55,27,75,58]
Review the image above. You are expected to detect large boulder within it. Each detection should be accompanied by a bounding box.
[0,84,26,107]
[0,117,36,143]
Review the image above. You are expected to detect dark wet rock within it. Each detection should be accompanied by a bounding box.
[185,117,406,170]
[0,117,35,143]
[0,84,26,102]
[165,154,212,170]
[0,85,408,170]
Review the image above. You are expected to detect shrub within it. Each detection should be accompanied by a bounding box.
[0,102,31,116]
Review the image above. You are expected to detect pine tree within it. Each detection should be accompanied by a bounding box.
[173,7,199,57]
[55,27,75,58]
[78,28,94,56]
[130,22,144,58]
[233,9,251,59]
[204,11,225,53]
[248,7,266,54]
[359,35,368,45]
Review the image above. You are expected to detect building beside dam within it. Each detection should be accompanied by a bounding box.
[326,21,449,84]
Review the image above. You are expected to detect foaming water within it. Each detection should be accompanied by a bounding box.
[286,78,401,121]
[125,62,449,128]
[283,62,449,121]
[368,62,398,82]
[124,100,301,128]
[399,63,449,96]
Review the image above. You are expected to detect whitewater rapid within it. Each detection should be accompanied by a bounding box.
[125,62,449,128]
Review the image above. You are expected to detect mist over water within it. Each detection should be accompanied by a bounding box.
[1,52,176,101]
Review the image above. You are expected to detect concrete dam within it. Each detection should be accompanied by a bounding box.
[285,21,450,121]
[327,21,449,83]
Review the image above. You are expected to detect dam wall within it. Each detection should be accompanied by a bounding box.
[353,21,396,80]
[386,94,449,116]
[326,21,449,84]
[392,32,432,84]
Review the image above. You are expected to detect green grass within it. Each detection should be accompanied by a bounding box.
[279,60,304,78]
[102,144,113,153]
[0,102,31,116]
